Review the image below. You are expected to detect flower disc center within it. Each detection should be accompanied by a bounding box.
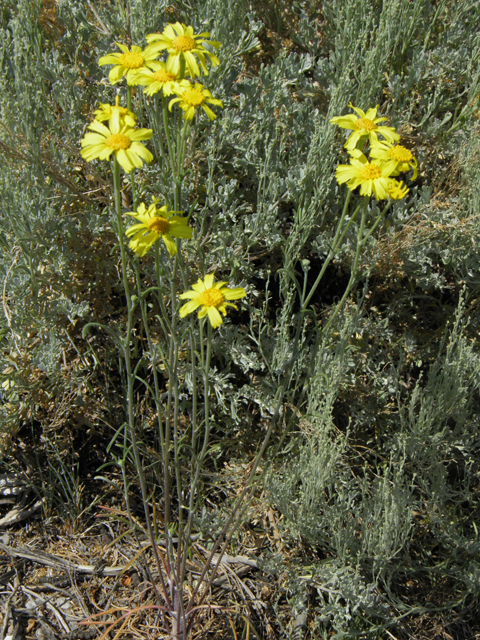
[389,145,413,162]
[199,287,224,308]
[173,35,196,52]
[183,88,205,106]
[153,69,176,83]
[147,217,170,234]
[360,163,383,180]
[356,117,376,132]
[105,133,131,150]
[120,52,145,69]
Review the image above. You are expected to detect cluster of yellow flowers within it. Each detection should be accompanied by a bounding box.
[79,23,245,328]
[98,23,223,120]
[81,23,224,172]
[330,104,417,200]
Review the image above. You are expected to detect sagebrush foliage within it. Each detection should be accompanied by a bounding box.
[1,0,480,637]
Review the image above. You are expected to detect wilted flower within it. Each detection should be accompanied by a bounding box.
[387,179,409,200]
[94,97,137,127]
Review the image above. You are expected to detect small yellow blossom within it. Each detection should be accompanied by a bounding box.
[179,274,246,329]
[369,140,418,180]
[94,96,137,127]
[169,83,223,120]
[80,111,153,174]
[125,200,192,257]
[134,61,191,96]
[146,22,221,78]
[335,150,395,200]
[99,43,161,85]
[387,179,409,200]
[330,103,400,150]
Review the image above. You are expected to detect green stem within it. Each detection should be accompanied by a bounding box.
[125,86,137,209]
[162,92,176,177]
[112,156,170,606]
[179,55,186,81]
[302,189,358,310]
[362,200,392,243]
[174,118,190,211]
[153,93,167,165]
[321,195,368,336]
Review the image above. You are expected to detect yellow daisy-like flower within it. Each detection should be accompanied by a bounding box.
[99,43,161,85]
[335,150,395,200]
[169,83,223,120]
[387,179,409,200]
[134,61,191,97]
[80,111,153,174]
[369,140,418,180]
[179,274,246,329]
[94,96,137,127]
[330,103,400,151]
[146,22,221,78]
[125,201,192,257]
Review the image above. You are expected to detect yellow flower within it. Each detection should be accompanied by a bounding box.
[125,200,192,257]
[369,140,418,180]
[169,83,223,120]
[80,111,153,174]
[330,103,400,151]
[99,43,161,85]
[134,61,191,96]
[335,150,395,200]
[179,274,246,329]
[387,180,409,200]
[146,22,221,78]
[94,96,137,127]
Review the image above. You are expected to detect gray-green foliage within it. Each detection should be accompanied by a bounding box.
[1,0,480,636]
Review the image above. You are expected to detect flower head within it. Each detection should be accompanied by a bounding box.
[387,179,409,200]
[146,23,221,78]
[125,200,192,257]
[94,96,137,127]
[169,83,223,120]
[369,140,418,180]
[179,274,246,329]
[134,60,191,96]
[80,110,153,174]
[99,43,161,85]
[330,103,400,151]
[335,150,395,200]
